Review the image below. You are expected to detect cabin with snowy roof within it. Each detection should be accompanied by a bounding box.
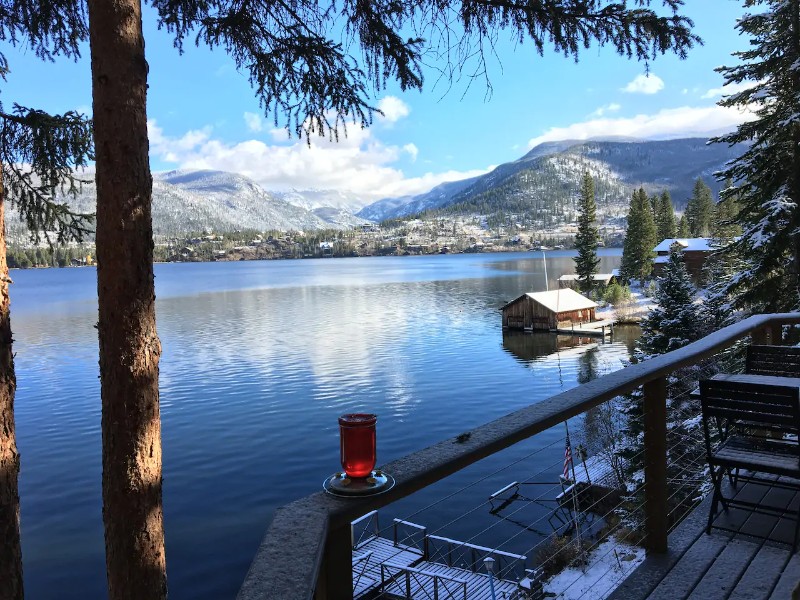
[652,238,713,281]
[501,289,598,331]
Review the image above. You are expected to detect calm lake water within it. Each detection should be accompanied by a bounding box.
[13,249,635,599]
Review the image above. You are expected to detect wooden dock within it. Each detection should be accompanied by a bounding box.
[351,511,527,599]
[552,318,615,337]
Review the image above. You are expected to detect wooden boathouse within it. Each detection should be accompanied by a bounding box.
[501,288,597,331]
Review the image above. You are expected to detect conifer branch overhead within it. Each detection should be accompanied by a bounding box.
[152,0,699,138]
[0,104,94,243]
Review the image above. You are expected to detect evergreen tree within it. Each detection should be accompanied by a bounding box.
[656,190,677,242]
[619,249,708,536]
[685,178,714,237]
[677,214,690,237]
[639,248,704,355]
[574,172,600,293]
[712,1,800,312]
[621,188,657,282]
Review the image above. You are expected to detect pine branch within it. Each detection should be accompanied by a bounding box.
[0,105,94,243]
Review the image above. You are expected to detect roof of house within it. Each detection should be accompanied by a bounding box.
[526,288,598,313]
[557,273,616,282]
[653,238,713,253]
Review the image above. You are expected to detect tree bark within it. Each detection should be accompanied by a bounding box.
[0,170,23,600]
[87,1,167,598]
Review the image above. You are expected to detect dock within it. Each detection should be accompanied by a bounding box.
[551,318,615,337]
[351,511,531,599]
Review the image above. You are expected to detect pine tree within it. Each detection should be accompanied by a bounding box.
[619,249,708,535]
[685,178,714,237]
[656,190,677,242]
[677,214,690,237]
[574,171,600,293]
[639,248,703,355]
[712,0,800,312]
[621,188,657,282]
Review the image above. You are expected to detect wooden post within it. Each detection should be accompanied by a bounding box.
[318,523,353,600]
[769,323,783,344]
[643,377,668,554]
[752,326,769,345]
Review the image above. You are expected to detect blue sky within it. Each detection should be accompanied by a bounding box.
[3,1,751,203]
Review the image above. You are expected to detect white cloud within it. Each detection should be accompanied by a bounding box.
[527,104,756,149]
[403,143,419,162]
[148,119,487,201]
[243,112,263,132]
[701,81,754,99]
[377,96,410,123]
[589,103,621,118]
[622,73,664,94]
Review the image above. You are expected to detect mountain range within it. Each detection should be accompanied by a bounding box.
[7,169,370,243]
[358,138,747,223]
[8,137,747,243]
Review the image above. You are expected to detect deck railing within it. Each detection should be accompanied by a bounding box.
[237,313,800,600]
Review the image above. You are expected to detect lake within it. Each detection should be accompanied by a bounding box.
[13,249,635,599]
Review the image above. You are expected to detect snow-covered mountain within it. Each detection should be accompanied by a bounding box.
[8,169,370,241]
[358,138,748,222]
[273,188,371,213]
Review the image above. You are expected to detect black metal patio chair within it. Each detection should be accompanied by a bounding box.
[700,378,800,551]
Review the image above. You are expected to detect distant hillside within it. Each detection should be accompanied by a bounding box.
[8,169,369,243]
[358,138,746,223]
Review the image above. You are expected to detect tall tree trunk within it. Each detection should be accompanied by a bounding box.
[87,1,166,598]
[0,172,23,600]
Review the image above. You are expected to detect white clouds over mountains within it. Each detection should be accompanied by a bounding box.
[148,96,488,202]
[527,104,755,149]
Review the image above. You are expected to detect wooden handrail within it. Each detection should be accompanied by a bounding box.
[237,312,800,600]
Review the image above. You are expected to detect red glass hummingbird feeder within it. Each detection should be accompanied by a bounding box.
[324,413,394,497]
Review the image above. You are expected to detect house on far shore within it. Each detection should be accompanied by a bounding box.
[652,238,713,281]
[502,288,597,331]
[557,273,617,289]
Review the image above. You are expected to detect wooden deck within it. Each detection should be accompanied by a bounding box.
[610,478,800,600]
[552,319,614,337]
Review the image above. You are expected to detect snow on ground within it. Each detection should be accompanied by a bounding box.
[543,536,645,600]
[595,291,655,323]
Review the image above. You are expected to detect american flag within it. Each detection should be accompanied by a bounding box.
[563,432,573,480]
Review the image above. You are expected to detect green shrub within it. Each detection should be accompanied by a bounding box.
[603,283,631,306]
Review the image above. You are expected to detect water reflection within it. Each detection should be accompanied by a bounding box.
[12,251,635,600]
[502,331,598,365]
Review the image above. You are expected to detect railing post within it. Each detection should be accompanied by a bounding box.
[752,326,769,345]
[643,377,668,554]
[318,522,353,600]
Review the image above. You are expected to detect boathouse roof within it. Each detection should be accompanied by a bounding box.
[502,288,597,313]
[557,273,616,283]
[653,238,712,253]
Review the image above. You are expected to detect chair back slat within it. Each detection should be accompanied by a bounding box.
[700,380,800,437]
[746,345,800,377]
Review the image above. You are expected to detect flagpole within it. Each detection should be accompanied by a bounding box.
[542,250,549,292]
[564,420,585,570]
